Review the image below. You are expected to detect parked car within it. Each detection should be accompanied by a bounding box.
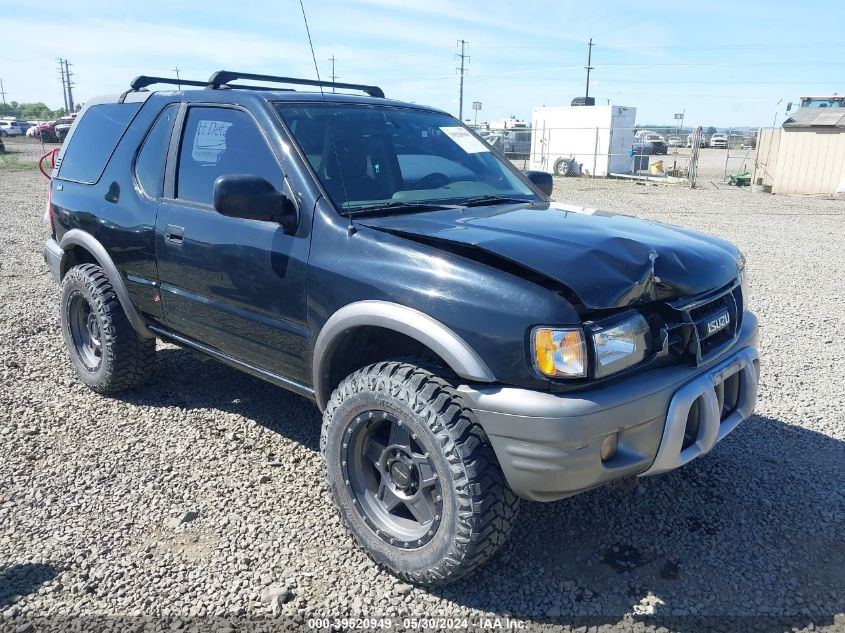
[634,130,668,154]
[54,115,77,141]
[32,121,59,142]
[686,132,706,148]
[0,120,24,137]
[43,70,759,585]
[667,135,682,148]
[16,121,34,134]
[33,117,74,143]
[505,128,532,159]
[477,129,506,152]
[710,133,728,149]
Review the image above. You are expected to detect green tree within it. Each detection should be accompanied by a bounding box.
[0,102,66,120]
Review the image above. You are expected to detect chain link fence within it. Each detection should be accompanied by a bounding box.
[472,124,758,189]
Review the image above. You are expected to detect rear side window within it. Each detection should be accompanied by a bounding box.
[58,103,141,183]
[135,105,178,198]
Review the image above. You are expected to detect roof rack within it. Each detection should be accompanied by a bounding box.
[129,76,210,91]
[207,70,385,98]
[222,84,295,92]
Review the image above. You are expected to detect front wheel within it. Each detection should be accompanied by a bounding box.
[322,361,519,584]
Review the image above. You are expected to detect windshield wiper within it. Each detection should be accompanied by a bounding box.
[344,201,460,218]
[459,195,534,207]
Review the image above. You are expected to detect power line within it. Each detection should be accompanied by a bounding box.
[473,41,845,52]
[456,39,469,120]
[463,59,845,69]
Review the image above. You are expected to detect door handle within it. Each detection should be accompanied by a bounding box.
[164,224,184,245]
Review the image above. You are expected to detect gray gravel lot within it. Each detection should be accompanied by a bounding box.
[1,137,844,632]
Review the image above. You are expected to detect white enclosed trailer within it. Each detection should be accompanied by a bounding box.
[530,105,637,177]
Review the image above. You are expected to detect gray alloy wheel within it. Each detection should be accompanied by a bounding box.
[342,409,444,549]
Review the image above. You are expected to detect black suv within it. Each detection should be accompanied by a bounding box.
[44,71,760,584]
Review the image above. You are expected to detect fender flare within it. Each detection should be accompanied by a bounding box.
[312,300,495,409]
[58,229,155,339]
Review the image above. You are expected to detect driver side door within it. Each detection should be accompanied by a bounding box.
[155,104,311,386]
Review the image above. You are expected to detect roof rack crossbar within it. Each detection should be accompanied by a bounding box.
[129,76,209,91]
[207,71,385,98]
[223,84,296,92]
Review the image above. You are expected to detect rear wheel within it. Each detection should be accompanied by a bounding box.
[322,360,519,584]
[60,264,155,393]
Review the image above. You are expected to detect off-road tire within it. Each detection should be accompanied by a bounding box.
[60,264,155,394]
[322,360,520,584]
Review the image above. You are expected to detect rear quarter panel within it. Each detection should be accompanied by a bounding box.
[52,94,179,320]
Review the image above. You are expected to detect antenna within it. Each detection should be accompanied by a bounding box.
[298,0,354,235]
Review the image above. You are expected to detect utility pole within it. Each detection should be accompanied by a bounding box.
[57,59,69,113]
[63,59,75,112]
[173,66,182,90]
[0,78,6,107]
[584,38,594,101]
[329,56,338,92]
[456,40,469,121]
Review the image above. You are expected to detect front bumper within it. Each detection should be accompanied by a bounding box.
[459,312,759,501]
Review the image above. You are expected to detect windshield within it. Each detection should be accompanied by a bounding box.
[275,103,536,213]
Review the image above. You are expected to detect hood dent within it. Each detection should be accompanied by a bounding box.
[359,207,742,310]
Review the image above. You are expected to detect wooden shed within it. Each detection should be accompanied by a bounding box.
[754,105,845,197]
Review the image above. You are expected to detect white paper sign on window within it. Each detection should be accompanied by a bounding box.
[192,119,232,163]
[439,126,489,154]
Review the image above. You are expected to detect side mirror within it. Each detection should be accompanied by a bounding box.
[523,170,553,197]
[213,174,298,233]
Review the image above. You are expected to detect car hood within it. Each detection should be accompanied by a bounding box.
[358,202,743,310]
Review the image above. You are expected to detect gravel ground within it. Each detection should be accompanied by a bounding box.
[1,136,844,632]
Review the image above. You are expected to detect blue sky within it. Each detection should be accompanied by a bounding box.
[1,0,843,127]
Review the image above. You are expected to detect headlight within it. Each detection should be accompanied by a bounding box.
[590,312,650,379]
[533,327,587,378]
